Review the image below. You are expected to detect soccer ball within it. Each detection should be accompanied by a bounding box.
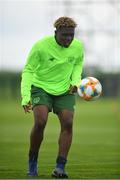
[77,77,102,101]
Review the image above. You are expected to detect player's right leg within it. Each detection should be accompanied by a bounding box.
[28,85,52,177]
[28,105,49,177]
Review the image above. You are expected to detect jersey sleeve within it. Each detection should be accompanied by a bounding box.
[21,48,40,106]
[70,43,84,87]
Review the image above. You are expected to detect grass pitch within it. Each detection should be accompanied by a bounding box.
[0,98,120,179]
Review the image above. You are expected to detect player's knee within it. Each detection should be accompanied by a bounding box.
[62,117,73,132]
[34,119,47,132]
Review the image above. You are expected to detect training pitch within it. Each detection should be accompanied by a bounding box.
[0,98,120,179]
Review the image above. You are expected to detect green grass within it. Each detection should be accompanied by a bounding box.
[0,98,120,179]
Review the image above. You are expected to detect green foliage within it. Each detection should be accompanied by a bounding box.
[0,71,21,100]
[0,98,120,179]
[0,71,120,99]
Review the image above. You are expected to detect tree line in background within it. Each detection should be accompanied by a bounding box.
[0,71,120,100]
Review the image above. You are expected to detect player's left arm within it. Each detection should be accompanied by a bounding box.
[70,44,84,93]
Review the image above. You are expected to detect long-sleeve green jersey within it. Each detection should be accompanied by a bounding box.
[21,36,84,106]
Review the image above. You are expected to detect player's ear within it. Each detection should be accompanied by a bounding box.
[55,30,57,35]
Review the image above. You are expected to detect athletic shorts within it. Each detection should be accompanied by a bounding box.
[31,85,76,114]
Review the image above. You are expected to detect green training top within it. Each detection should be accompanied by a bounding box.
[21,36,84,106]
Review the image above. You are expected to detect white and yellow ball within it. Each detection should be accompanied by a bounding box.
[78,77,102,101]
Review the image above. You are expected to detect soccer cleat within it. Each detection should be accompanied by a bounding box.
[27,160,38,177]
[51,167,68,178]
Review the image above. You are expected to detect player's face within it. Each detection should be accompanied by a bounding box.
[55,27,75,47]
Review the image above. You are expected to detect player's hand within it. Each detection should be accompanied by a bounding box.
[23,101,32,113]
[69,85,77,94]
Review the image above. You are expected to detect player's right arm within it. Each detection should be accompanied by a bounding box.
[21,45,40,113]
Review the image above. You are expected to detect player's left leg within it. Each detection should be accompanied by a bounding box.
[51,91,75,178]
[52,110,74,178]
[57,110,74,158]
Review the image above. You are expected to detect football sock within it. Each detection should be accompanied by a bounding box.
[56,156,67,170]
[29,150,38,162]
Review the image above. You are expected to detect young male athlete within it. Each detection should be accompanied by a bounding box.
[21,16,84,178]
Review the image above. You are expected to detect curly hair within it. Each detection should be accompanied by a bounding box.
[54,16,77,29]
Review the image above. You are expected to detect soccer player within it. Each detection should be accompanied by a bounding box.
[21,16,84,178]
